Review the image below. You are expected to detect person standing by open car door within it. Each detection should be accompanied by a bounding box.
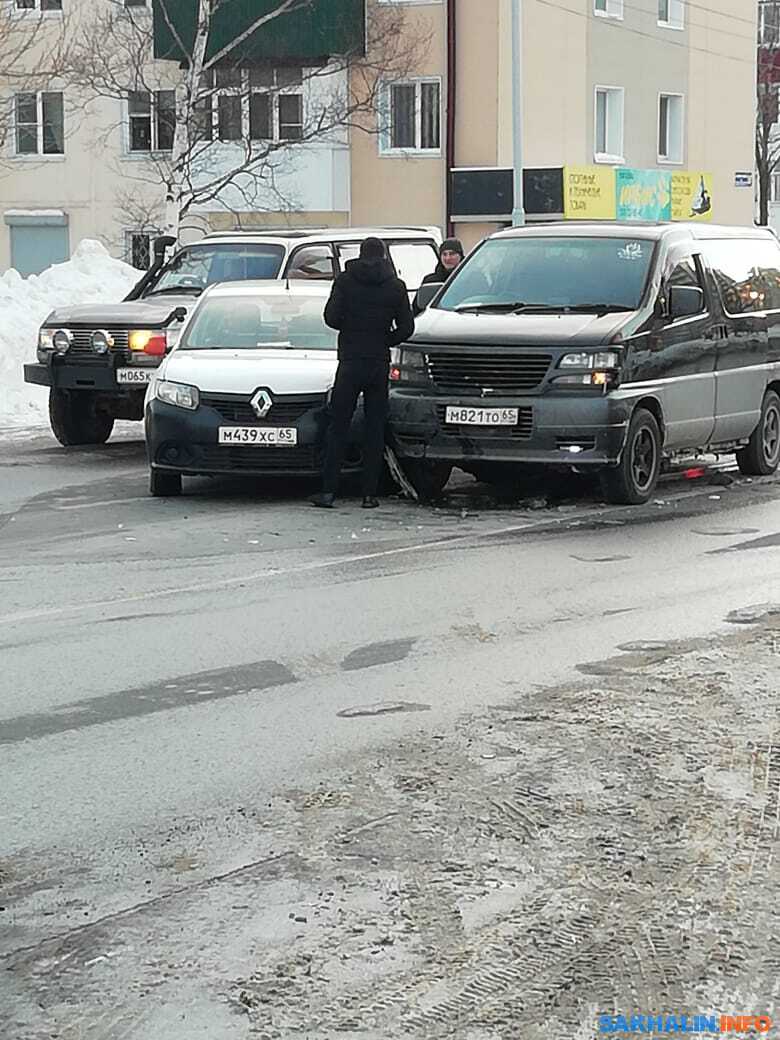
[313,237,414,510]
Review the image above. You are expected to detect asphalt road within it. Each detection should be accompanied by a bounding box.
[2,428,780,1039]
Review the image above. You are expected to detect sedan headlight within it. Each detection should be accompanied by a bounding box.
[155,379,199,411]
[559,351,620,369]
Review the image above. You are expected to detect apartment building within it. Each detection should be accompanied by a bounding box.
[0,0,757,275]
[352,0,756,249]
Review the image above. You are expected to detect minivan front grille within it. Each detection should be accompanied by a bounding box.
[200,392,327,424]
[426,351,552,394]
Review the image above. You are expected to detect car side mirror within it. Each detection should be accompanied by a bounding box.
[415,282,444,312]
[668,285,704,320]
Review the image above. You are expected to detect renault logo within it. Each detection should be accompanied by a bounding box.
[251,389,273,419]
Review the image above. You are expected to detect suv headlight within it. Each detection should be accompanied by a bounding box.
[559,351,620,369]
[155,379,199,410]
[37,328,55,362]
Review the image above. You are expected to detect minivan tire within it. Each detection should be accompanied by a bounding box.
[49,389,114,446]
[600,407,662,505]
[736,390,780,477]
[149,468,182,497]
[400,459,453,502]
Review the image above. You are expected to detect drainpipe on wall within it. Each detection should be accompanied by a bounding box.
[445,0,457,237]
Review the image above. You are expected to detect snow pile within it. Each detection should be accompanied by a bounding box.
[0,240,143,430]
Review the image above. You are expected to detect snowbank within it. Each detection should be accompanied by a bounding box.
[0,240,143,431]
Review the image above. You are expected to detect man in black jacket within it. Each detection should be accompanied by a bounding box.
[313,237,414,509]
[421,238,465,287]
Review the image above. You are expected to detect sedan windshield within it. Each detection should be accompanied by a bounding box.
[436,237,654,313]
[148,243,285,295]
[179,294,337,351]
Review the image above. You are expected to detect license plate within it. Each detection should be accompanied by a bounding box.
[445,406,519,426]
[116,368,154,385]
[218,426,298,446]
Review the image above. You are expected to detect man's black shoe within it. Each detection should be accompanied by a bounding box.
[362,496,380,509]
[311,493,335,509]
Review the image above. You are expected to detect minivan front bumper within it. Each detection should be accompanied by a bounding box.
[388,389,631,466]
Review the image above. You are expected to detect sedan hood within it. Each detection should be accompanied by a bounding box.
[412,308,632,347]
[160,348,338,395]
[43,296,195,328]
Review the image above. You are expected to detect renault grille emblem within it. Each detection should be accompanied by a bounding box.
[251,389,273,419]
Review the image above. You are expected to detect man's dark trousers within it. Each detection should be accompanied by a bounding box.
[322,358,389,497]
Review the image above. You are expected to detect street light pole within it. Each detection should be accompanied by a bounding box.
[511,0,525,227]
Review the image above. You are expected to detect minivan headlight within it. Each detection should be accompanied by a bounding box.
[155,379,199,410]
[559,351,620,369]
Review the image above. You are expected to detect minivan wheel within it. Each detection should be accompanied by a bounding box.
[49,389,114,446]
[399,459,453,502]
[736,390,780,476]
[600,407,661,505]
[149,468,182,497]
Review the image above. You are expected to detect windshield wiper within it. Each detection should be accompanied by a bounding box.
[454,301,539,314]
[561,303,634,314]
[454,301,634,315]
[145,285,204,297]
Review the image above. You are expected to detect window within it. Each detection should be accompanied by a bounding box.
[15,0,62,10]
[124,0,148,6]
[126,232,152,270]
[149,243,286,293]
[658,93,684,163]
[388,241,440,291]
[436,237,653,313]
[594,87,624,163]
[594,0,623,18]
[128,90,175,152]
[180,293,337,352]
[196,67,304,144]
[383,79,441,153]
[704,239,780,315]
[286,245,336,280]
[658,0,684,29]
[760,2,780,46]
[15,92,64,155]
[665,255,706,315]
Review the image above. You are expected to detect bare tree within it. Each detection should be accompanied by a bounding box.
[65,0,431,238]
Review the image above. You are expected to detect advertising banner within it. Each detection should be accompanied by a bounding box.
[563,166,616,220]
[616,168,672,221]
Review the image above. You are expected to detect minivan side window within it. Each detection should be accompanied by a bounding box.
[703,239,780,315]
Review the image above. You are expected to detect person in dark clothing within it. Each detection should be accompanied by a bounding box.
[421,238,465,286]
[313,237,414,510]
[414,238,465,315]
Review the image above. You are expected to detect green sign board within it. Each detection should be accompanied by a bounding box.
[153,0,366,65]
[615,168,672,221]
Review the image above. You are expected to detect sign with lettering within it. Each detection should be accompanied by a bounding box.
[563,166,616,220]
[671,172,713,222]
[616,168,672,221]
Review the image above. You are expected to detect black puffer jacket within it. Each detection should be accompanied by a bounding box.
[324,258,414,362]
[421,263,452,286]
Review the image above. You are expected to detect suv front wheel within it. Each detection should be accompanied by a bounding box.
[600,407,662,505]
[49,389,114,446]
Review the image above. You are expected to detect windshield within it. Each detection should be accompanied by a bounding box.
[148,243,285,295]
[179,293,337,351]
[436,237,654,312]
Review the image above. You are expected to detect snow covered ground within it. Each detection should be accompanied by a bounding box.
[0,241,142,432]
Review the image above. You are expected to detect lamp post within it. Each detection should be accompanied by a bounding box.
[511,0,525,227]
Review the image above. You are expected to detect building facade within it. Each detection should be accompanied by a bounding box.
[0,0,758,275]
